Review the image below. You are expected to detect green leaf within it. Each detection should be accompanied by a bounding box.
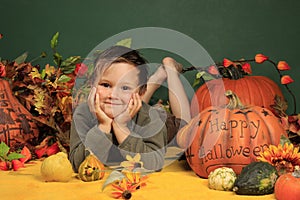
[192,78,201,88]
[196,71,215,81]
[14,52,28,64]
[0,142,10,158]
[40,69,46,79]
[57,74,71,83]
[61,56,81,68]
[50,32,59,49]
[280,135,291,146]
[60,65,76,74]
[7,152,24,161]
[53,52,62,67]
[102,170,125,191]
[115,38,132,48]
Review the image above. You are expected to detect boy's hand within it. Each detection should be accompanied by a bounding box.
[114,93,142,126]
[88,87,112,132]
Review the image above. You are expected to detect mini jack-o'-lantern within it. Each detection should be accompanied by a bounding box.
[0,79,39,148]
[176,90,286,178]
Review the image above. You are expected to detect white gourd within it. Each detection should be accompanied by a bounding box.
[208,167,237,191]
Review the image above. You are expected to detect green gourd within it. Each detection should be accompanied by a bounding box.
[233,161,278,195]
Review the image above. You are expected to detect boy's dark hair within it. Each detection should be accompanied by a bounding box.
[92,46,148,95]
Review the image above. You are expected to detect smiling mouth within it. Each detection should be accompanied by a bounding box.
[104,102,123,106]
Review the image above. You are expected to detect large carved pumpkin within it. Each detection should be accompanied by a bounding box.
[0,79,39,148]
[190,76,285,117]
[177,90,286,178]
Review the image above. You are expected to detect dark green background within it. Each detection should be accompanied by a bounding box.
[1,0,299,113]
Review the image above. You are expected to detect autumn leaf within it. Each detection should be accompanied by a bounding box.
[29,67,42,79]
[44,64,56,77]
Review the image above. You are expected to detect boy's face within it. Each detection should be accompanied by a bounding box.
[96,62,141,118]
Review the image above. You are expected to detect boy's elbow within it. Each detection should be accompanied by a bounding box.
[142,152,165,171]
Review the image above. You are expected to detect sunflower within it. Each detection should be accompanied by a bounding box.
[257,143,300,175]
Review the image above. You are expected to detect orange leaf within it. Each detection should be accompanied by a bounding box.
[0,62,6,77]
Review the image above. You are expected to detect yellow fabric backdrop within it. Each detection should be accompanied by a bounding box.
[1,159,275,200]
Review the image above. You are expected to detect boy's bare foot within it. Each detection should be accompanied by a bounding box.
[149,64,167,84]
[162,57,183,74]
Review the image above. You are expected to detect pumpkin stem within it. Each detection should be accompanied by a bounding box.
[225,90,245,110]
[292,165,300,178]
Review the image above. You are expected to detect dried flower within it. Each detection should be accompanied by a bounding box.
[257,143,300,175]
[223,58,234,67]
[255,53,268,63]
[75,63,88,77]
[207,65,219,75]
[280,114,300,135]
[277,61,291,71]
[241,62,252,74]
[281,75,294,85]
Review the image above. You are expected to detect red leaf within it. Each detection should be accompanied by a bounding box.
[281,75,294,85]
[12,160,24,171]
[0,62,6,78]
[46,142,60,156]
[35,146,47,158]
[19,146,32,163]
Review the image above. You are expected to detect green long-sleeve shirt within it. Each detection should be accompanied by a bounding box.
[69,102,185,172]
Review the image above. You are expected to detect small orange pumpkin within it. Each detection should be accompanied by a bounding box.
[0,79,39,148]
[275,166,300,200]
[177,90,286,178]
[78,153,105,182]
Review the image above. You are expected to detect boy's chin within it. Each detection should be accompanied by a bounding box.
[105,109,125,118]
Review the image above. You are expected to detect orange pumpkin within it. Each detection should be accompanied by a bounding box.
[0,79,39,148]
[275,166,300,200]
[190,76,285,117]
[176,90,286,178]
